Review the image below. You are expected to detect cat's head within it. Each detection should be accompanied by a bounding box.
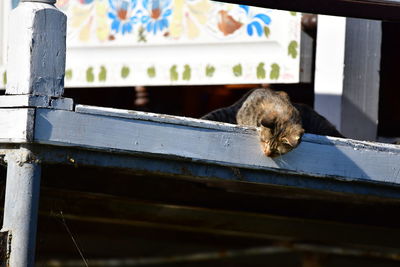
[258,117,304,158]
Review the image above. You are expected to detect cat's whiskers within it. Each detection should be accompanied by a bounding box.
[277,152,289,166]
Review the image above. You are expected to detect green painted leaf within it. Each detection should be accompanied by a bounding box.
[99,66,107,82]
[147,66,156,78]
[205,65,215,77]
[170,65,178,81]
[256,63,266,79]
[138,26,147,43]
[263,26,270,38]
[232,64,242,77]
[270,63,280,80]
[288,40,298,59]
[65,69,73,80]
[3,71,7,85]
[121,66,130,79]
[290,11,297,16]
[182,64,191,81]
[86,67,95,82]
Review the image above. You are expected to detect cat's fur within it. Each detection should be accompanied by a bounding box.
[201,88,344,157]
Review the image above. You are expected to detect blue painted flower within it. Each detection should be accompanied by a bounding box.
[141,0,172,35]
[79,0,95,4]
[240,5,271,37]
[108,0,139,34]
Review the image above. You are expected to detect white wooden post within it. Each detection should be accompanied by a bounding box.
[314,15,346,131]
[0,0,69,265]
[341,18,381,141]
[0,0,73,110]
[7,0,64,96]
[2,148,41,267]
[314,16,381,140]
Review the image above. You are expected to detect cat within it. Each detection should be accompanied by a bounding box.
[201,88,344,157]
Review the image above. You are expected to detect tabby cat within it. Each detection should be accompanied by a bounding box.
[201,88,344,157]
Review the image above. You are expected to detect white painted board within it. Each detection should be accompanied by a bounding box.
[0,1,300,88]
[0,108,34,142]
[34,106,400,185]
[314,15,346,131]
[57,0,300,86]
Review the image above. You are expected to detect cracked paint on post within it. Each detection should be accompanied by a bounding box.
[6,2,67,97]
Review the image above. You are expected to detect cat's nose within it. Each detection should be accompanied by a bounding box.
[267,149,282,158]
[263,148,272,157]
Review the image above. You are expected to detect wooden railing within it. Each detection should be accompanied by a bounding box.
[0,0,400,266]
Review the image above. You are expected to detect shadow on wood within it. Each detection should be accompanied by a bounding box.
[0,231,7,267]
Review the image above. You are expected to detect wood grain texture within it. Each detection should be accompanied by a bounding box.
[49,97,73,111]
[34,107,400,186]
[6,2,66,96]
[2,149,42,267]
[75,104,251,133]
[341,18,381,141]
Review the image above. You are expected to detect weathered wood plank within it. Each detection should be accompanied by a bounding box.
[0,95,73,110]
[6,2,66,96]
[0,95,49,108]
[39,188,400,251]
[0,108,34,142]
[75,105,249,133]
[341,18,381,141]
[49,97,73,111]
[0,95,74,110]
[219,0,400,21]
[13,145,399,200]
[299,30,314,83]
[34,107,400,186]
[1,148,42,267]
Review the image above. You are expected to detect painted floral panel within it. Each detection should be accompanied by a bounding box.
[58,0,285,45]
[55,0,301,86]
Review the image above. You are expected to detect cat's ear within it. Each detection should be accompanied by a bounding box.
[276,91,289,100]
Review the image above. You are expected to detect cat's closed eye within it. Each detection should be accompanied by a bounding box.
[282,142,293,149]
[281,138,293,146]
[260,118,275,129]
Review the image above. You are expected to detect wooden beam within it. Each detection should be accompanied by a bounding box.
[37,162,400,227]
[0,108,34,142]
[219,0,400,21]
[0,95,49,107]
[37,188,400,252]
[34,244,400,266]
[33,106,400,188]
